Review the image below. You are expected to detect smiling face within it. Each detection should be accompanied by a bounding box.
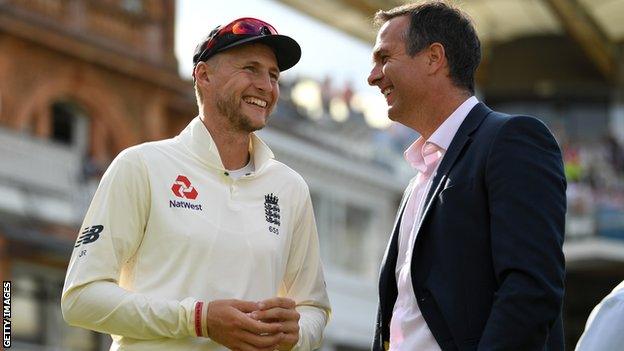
[206,43,280,133]
[368,16,431,126]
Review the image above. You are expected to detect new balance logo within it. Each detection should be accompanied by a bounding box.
[171,175,199,200]
[264,193,281,227]
[75,225,103,248]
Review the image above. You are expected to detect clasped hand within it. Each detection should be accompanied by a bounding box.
[206,297,300,351]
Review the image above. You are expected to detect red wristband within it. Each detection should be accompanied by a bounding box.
[195,301,204,337]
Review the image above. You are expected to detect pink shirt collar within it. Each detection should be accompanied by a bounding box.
[404,96,479,172]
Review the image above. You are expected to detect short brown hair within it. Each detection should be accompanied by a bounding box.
[374,1,481,94]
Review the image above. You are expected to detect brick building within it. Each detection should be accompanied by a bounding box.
[0,1,196,349]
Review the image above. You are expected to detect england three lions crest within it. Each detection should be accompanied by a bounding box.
[264,193,280,235]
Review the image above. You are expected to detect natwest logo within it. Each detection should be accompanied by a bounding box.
[171,175,198,200]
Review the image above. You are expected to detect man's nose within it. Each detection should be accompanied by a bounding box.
[368,64,382,86]
[255,72,273,91]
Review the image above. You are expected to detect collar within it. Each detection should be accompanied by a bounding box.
[428,96,479,150]
[404,137,443,173]
[178,117,275,172]
[404,96,479,171]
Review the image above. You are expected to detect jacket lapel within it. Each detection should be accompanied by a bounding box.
[380,178,416,270]
[377,177,417,340]
[414,103,492,238]
[379,178,416,294]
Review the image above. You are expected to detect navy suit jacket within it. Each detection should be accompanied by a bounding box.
[373,103,566,351]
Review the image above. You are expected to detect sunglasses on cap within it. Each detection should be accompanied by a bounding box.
[194,18,278,64]
[192,17,301,75]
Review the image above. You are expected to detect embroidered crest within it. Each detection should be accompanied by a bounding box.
[264,193,280,234]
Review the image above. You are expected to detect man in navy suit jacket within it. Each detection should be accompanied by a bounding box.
[367,2,566,350]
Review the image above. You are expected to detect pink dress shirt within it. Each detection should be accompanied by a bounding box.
[389,96,479,351]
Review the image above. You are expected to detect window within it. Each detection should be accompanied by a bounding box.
[51,102,83,145]
[121,0,143,14]
[49,100,90,156]
[12,276,41,343]
[342,205,372,274]
[311,191,375,276]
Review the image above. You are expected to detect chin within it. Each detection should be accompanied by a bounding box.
[387,107,399,122]
[387,106,409,125]
[252,114,268,127]
[252,121,267,132]
[241,115,267,132]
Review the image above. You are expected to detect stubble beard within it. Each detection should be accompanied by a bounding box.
[216,93,267,133]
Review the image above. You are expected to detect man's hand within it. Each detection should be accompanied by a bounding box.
[206,299,284,351]
[252,297,300,351]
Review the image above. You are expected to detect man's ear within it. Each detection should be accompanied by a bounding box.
[426,42,447,74]
[194,62,211,88]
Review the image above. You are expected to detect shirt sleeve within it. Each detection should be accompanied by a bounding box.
[280,183,331,350]
[61,148,206,340]
[575,288,624,351]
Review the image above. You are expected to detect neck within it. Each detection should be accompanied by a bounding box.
[199,110,251,170]
[412,89,471,140]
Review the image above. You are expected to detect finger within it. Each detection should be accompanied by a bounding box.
[279,332,300,350]
[258,297,296,310]
[236,341,280,351]
[232,339,279,351]
[279,320,300,334]
[237,330,284,349]
[282,333,299,349]
[255,317,280,323]
[252,307,300,322]
[230,299,262,313]
[237,314,283,335]
[274,328,299,351]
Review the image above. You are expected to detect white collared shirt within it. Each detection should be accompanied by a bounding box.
[390,97,479,351]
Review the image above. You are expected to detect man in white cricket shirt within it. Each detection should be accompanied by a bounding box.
[62,17,330,351]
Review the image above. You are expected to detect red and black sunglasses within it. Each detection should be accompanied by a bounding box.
[193,17,279,65]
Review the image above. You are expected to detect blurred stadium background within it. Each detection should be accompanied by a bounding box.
[1,0,624,350]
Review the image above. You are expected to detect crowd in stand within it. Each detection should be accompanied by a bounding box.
[561,133,624,239]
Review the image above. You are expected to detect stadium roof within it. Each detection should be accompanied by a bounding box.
[276,0,624,79]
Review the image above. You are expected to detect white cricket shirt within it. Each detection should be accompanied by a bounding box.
[61,117,331,350]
